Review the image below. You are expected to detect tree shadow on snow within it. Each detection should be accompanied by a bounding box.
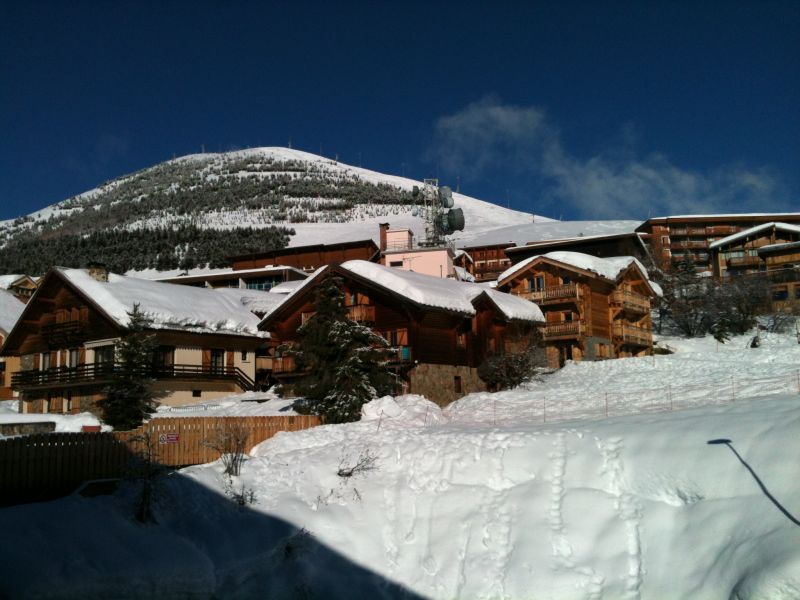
[707,438,800,527]
[0,448,427,600]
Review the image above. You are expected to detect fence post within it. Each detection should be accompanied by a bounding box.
[732,376,735,402]
[604,393,608,418]
[796,370,800,394]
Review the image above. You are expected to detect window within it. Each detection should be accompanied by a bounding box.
[562,276,572,285]
[241,351,248,361]
[389,261,403,268]
[454,376,462,394]
[563,312,573,322]
[41,353,51,370]
[94,345,115,364]
[210,349,225,374]
[456,332,467,348]
[773,288,789,301]
[192,390,202,398]
[68,349,79,369]
[795,287,800,299]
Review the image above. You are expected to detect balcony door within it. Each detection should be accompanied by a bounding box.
[94,345,115,374]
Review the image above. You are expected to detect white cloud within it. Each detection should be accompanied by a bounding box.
[429,97,789,219]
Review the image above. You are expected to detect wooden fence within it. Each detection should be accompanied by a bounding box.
[0,415,321,506]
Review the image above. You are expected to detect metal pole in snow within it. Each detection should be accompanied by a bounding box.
[796,370,800,394]
[543,397,547,423]
[731,376,735,403]
[668,384,672,411]
[493,400,497,426]
[377,410,384,432]
[605,393,608,418]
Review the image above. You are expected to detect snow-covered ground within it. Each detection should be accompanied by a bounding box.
[153,389,298,418]
[0,399,105,434]
[1,333,799,598]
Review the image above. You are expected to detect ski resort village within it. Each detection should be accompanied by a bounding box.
[0,148,798,598]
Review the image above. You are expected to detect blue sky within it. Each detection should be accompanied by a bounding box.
[1,1,798,221]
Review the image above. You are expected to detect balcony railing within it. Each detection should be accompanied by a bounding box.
[610,290,650,314]
[40,321,87,343]
[542,321,583,340]
[271,356,298,374]
[388,346,412,363]
[12,363,254,391]
[612,323,652,347]
[727,256,761,267]
[517,283,579,304]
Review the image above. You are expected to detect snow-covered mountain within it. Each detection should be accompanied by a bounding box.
[0,148,543,274]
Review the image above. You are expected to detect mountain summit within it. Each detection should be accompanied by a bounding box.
[0,148,538,274]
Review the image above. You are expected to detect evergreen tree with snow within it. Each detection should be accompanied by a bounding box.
[98,304,161,430]
[285,275,396,423]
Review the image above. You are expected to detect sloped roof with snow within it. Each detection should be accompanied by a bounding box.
[708,222,800,250]
[0,275,23,290]
[57,268,266,336]
[459,220,641,249]
[497,251,661,296]
[340,261,543,322]
[0,289,25,335]
[269,280,307,295]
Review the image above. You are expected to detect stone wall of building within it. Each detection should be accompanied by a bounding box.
[408,363,486,407]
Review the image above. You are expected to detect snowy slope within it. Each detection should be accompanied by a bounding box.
[0,148,541,249]
[1,333,799,598]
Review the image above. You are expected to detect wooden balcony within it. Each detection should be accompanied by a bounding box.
[610,290,650,315]
[12,363,254,391]
[40,321,87,345]
[346,304,376,324]
[542,321,583,340]
[517,283,579,305]
[727,255,761,267]
[271,356,298,374]
[612,323,652,347]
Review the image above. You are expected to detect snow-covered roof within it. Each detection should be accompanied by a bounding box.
[497,251,661,296]
[459,221,641,249]
[57,268,266,337]
[0,275,23,290]
[268,280,307,294]
[340,261,543,322]
[0,289,25,335]
[211,288,287,317]
[453,266,476,283]
[708,222,800,250]
[154,265,308,282]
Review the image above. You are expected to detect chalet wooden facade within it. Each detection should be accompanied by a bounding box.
[708,222,800,313]
[259,261,543,406]
[496,252,659,368]
[228,239,380,272]
[636,213,800,273]
[0,268,267,416]
[0,289,25,400]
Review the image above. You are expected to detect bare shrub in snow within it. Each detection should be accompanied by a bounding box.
[204,421,250,476]
[223,475,257,507]
[126,430,169,524]
[337,448,378,478]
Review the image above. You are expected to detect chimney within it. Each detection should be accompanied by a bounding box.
[379,223,389,252]
[87,262,108,283]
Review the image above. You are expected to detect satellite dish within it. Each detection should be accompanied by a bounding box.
[438,186,454,208]
[447,208,465,232]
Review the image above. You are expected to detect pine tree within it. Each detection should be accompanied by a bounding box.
[285,276,396,423]
[97,304,160,430]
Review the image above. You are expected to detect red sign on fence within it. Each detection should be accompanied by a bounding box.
[158,433,180,445]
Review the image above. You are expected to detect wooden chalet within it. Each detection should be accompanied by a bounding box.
[0,266,269,416]
[496,251,660,368]
[708,222,800,312]
[636,213,800,273]
[259,260,544,406]
[505,232,648,266]
[228,238,380,273]
[0,289,25,400]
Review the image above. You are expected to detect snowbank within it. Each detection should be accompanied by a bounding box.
[153,390,298,418]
